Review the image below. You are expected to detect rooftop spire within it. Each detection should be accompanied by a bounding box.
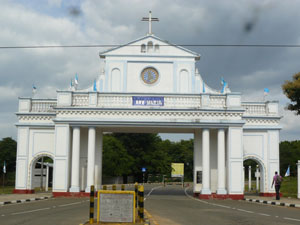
[141,11,159,35]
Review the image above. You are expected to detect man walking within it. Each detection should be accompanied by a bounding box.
[271,171,282,200]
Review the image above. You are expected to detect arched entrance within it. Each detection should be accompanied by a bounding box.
[243,156,266,195]
[29,154,54,192]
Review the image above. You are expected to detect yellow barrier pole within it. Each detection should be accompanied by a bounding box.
[121,184,125,191]
[138,185,144,222]
[134,182,138,208]
[102,185,107,190]
[112,184,116,191]
[89,185,94,224]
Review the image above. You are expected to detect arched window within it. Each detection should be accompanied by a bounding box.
[155,44,159,52]
[179,69,189,93]
[141,44,146,53]
[147,41,153,52]
[111,68,122,92]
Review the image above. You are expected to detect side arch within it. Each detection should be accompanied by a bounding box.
[243,155,267,194]
[27,153,54,190]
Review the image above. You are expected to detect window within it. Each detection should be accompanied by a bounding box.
[155,44,159,52]
[141,44,146,53]
[147,41,153,52]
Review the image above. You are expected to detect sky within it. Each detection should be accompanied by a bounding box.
[0,0,300,142]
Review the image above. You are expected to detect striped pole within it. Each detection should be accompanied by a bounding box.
[134,182,138,208]
[112,184,116,191]
[121,184,125,191]
[102,185,107,190]
[89,185,94,224]
[138,185,144,222]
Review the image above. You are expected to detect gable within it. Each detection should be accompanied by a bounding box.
[99,35,200,59]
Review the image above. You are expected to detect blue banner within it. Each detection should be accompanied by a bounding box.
[132,96,164,106]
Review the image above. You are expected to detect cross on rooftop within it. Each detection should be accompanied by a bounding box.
[142,11,159,35]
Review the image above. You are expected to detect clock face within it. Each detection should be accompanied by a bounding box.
[141,67,159,85]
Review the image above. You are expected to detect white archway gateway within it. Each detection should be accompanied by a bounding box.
[14,16,281,199]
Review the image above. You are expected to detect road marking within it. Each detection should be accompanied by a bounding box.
[58,201,83,207]
[258,213,270,217]
[144,186,163,201]
[237,208,254,214]
[11,207,50,215]
[283,217,300,222]
[1,214,5,217]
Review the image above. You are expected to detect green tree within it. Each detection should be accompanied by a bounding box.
[280,140,300,176]
[102,135,134,177]
[282,72,300,114]
[112,133,171,181]
[0,137,17,173]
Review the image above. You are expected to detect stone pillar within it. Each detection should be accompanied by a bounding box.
[95,131,103,190]
[217,128,227,194]
[86,127,96,192]
[201,128,211,195]
[297,160,300,199]
[70,127,80,192]
[248,166,251,192]
[256,165,259,191]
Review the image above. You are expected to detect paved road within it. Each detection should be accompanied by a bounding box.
[2,184,300,225]
[0,197,90,225]
[144,185,300,225]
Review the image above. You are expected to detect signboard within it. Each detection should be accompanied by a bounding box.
[97,191,135,223]
[171,163,184,178]
[196,171,202,184]
[132,96,164,106]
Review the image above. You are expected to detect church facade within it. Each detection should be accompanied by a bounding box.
[14,20,281,199]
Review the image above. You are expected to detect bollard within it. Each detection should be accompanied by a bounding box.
[89,185,94,224]
[103,185,107,190]
[134,182,138,208]
[112,184,116,191]
[121,184,125,191]
[138,185,144,222]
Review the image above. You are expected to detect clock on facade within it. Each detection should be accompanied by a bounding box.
[141,67,159,84]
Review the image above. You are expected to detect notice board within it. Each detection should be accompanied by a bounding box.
[97,190,135,223]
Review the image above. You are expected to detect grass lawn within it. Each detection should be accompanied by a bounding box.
[0,186,14,194]
[281,176,297,198]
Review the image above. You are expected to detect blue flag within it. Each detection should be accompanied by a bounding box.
[93,80,97,91]
[285,165,290,177]
[202,82,205,93]
[75,73,79,85]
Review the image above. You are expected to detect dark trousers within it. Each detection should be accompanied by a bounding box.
[275,185,280,200]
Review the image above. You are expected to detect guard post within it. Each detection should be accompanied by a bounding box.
[89,185,95,224]
[103,185,107,190]
[138,185,144,222]
[112,184,116,191]
[134,182,138,208]
[121,184,125,191]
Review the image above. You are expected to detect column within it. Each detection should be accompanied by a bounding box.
[95,131,103,190]
[45,164,49,192]
[70,127,80,192]
[193,130,201,193]
[297,160,300,199]
[256,165,259,191]
[217,128,227,194]
[86,127,96,192]
[248,166,251,192]
[243,167,245,192]
[201,128,211,195]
